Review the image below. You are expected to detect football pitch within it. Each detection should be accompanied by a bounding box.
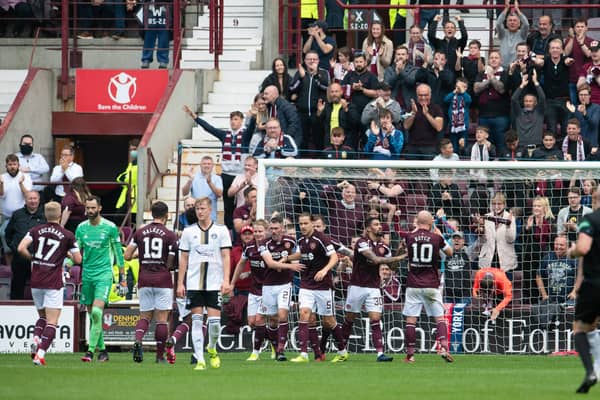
[0,352,588,399]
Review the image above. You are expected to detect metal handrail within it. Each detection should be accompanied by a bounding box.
[146,147,166,197]
[32,179,133,226]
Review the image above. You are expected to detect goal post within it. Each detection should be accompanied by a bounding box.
[256,159,600,354]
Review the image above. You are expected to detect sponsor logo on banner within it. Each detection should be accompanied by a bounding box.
[449,303,467,353]
[75,69,168,113]
[86,307,156,344]
[0,305,74,353]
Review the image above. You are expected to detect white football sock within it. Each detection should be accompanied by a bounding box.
[191,314,205,362]
[207,316,220,351]
[587,330,600,374]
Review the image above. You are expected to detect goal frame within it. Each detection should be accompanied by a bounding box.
[256,159,600,220]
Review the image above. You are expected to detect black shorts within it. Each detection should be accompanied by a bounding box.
[186,290,221,311]
[575,281,600,324]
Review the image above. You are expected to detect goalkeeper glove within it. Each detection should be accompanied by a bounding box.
[116,283,129,297]
[116,272,128,297]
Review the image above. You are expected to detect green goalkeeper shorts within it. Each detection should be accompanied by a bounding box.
[80,278,113,305]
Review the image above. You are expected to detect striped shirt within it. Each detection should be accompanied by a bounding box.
[179,222,232,290]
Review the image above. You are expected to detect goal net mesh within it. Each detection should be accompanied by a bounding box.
[258,160,600,355]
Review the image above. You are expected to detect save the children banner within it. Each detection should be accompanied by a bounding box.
[75,69,168,113]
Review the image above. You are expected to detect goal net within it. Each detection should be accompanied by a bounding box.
[257,159,600,355]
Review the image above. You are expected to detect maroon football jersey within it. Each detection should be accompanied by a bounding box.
[242,240,267,296]
[26,223,79,290]
[405,228,447,288]
[351,236,391,288]
[132,222,178,288]
[261,235,296,285]
[298,231,336,290]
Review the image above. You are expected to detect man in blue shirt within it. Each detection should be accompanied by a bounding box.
[182,156,223,222]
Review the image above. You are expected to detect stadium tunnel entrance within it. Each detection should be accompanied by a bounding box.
[52,112,148,222]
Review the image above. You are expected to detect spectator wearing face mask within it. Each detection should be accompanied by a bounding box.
[15,134,49,193]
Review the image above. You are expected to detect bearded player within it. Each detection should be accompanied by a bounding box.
[341,216,405,362]
[17,202,81,366]
[403,210,454,364]
[124,201,178,363]
[231,220,302,361]
[311,214,353,359]
[76,195,126,363]
[257,215,300,361]
[288,213,349,363]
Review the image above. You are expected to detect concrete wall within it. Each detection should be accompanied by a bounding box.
[0,69,54,168]
[137,68,217,225]
[262,2,279,68]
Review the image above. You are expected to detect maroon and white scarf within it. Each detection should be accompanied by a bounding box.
[562,135,586,161]
[450,94,466,133]
[370,42,380,74]
[409,40,426,67]
[222,130,243,161]
[263,133,285,158]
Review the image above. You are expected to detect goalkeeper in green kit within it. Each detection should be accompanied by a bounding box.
[76,195,127,362]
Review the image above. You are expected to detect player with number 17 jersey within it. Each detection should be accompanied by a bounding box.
[130,222,178,288]
[25,223,79,290]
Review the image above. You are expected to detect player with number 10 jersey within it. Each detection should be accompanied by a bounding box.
[403,211,454,364]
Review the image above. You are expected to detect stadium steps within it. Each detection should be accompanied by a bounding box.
[422,0,493,52]
[143,69,268,226]
[180,0,264,70]
[0,69,28,123]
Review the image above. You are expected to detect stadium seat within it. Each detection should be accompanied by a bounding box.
[65,265,82,300]
[403,194,428,220]
[587,18,600,41]
[0,265,11,300]
[120,226,134,245]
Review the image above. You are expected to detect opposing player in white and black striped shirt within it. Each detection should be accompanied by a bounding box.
[177,197,232,371]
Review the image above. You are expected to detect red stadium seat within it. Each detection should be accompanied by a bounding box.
[0,264,11,300]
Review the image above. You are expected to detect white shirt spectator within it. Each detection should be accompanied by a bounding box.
[50,162,83,197]
[0,171,33,218]
[16,152,49,191]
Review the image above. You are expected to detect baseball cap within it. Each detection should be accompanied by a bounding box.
[451,231,464,239]
[241,225,254,234]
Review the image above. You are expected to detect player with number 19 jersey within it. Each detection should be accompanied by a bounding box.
[130,222,178,288]
[26,223,79,290]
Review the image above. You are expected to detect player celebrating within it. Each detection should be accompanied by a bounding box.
[177,197,232,371]
[342,217,405,362]
[124,201,178,363]
[17,202,81,366]
[258,215,299,361]
[403,210,453,364]
[77,195,126,363]
[231,220,302,361]
[289,213,349,363]
[311,214,353,357]
[568,188,600,393]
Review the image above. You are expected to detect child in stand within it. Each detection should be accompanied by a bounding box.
[322,127,355,159]
[444,77,472,152]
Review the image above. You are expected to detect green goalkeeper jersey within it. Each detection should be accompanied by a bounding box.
[76,217,125,281]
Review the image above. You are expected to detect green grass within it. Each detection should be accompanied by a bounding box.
[0,352,590,399]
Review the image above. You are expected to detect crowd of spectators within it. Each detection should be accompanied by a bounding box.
[225,2,600,166]
[183,1,600,315]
